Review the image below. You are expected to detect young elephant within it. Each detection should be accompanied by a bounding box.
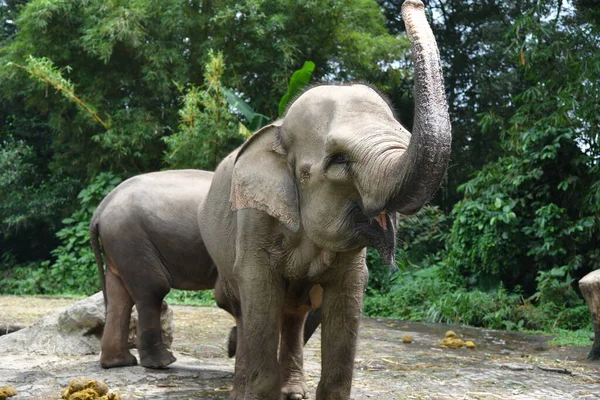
[199,1,451,399]
[90,170,218,369]
[91,170,321,370]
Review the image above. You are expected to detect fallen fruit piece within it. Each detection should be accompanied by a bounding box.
[0,386,17,400]
[68,388,101,400]
[61,378,119,400]
[442,337,465,349]
[440,331,477,350]
[402,335,413,343]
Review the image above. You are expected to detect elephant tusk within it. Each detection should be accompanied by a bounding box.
[374,212,388,231]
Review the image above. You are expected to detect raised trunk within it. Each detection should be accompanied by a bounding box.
[387,0,452,215]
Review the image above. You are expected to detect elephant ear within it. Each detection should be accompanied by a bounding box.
[230,122,300,232]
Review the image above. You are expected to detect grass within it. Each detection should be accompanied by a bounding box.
[546,328,594,347]
[165,289,216,306]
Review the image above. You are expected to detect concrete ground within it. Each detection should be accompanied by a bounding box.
[1,296,599,399]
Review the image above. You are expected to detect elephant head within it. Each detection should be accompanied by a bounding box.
[230,0,451,264]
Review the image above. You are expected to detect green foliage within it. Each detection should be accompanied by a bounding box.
[365,0,599,335]
[0,134,75,264]
[163,51,244,170]
[0,172,121,295]
[380,0,541,209]
[9,55,109,129]
[0,261,46,294]
[441,0,600,299]
[366,206,449,295]
[221,87,270,132]
[364,267,457,321]
[165,289,216,307]
[1,0,405,268]
[363,265,585,332]
[547,328,594,347]
[278,61,315,117]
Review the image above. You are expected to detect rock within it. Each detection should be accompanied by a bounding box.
[0,292,173,356]
[58,293,105,334]
[0,309,100,356]
[128,302,173,349]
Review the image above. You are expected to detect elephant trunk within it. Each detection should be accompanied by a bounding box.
[386,0,451,215]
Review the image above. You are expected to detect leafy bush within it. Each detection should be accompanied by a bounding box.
[444,126,599,295]
[163,51,247,170]
[0,261,48,295]
[165,289,216,306]
[366,206,449,295]
[364,266,457,321]
[0,172,121,295]
[439,2,600,299]
[364,266,546,331]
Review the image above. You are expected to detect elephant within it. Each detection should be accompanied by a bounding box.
[90,169,218,369]
[90,169,321,370]
[197,1,451,399]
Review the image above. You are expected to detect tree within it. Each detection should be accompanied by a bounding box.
[163,51,244,170]
[443,0,600,301]
[378,0,541,210]
[0,0,407,266]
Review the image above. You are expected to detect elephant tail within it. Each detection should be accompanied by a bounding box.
[90,218,107,308]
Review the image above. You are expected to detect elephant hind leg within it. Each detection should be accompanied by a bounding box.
[100,267,137,369]
[134,286,176,369]
[215,277,238,358]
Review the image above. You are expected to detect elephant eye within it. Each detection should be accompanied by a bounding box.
[329,153,350,165]
[325,152,352,180]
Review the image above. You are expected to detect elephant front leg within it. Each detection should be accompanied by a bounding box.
[235,267,284,400]
[316,262,368,400]
[280,307,311,400]
[229,315,247,400]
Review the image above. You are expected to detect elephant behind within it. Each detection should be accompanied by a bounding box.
[90,169,218,368]
[90,169,320,369]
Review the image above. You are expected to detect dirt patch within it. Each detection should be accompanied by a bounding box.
[0,296,77,335]
[1,296,599,399]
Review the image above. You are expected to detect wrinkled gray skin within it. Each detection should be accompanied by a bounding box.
[90,170,218,369]
[198,1,452,399]
[90,170,321,370]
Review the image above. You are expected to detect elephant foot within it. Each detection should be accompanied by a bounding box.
[100,351,138,369]
[140,347,176,369]
[282,378,309,399]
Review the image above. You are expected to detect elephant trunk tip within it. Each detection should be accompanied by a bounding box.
[402,0,424,11]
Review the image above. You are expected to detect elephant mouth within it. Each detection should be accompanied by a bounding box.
[351,206,397,265]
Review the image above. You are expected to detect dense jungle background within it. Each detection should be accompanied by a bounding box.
[1,0,599,341]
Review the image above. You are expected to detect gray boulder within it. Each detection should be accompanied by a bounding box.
[0,292,173,356]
